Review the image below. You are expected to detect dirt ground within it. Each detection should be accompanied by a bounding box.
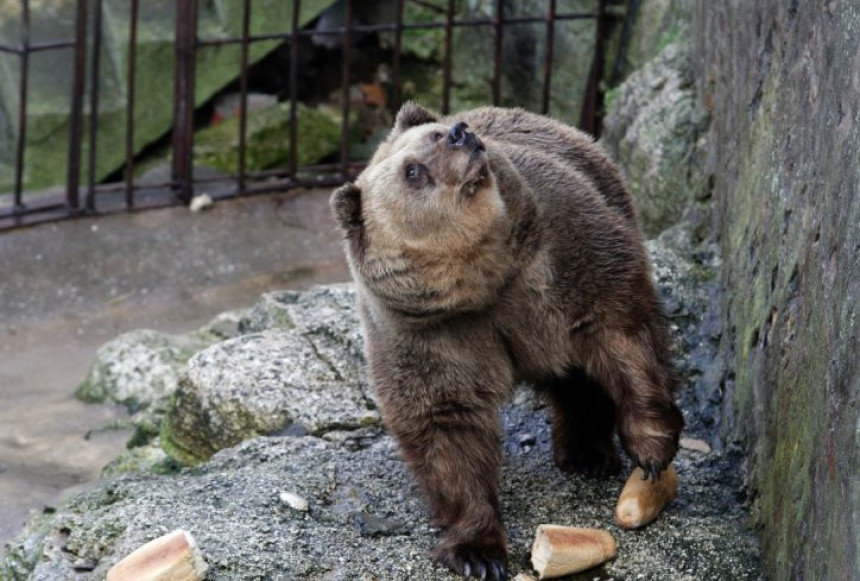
[0,189,351,552]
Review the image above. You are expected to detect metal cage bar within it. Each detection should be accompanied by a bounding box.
[85,0,103,212]
[541,0,557,115]
[339,0,354,179]
[125,0,139,210]
[13,0,31,214]
[441,0,455,114]
[288,0,301,178]
[237,0,253,195]
[2,0,612,231]
[492,0,504,106]
[66,0,89,214]
[171,0,198,204]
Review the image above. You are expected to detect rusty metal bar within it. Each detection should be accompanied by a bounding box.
[339,0,353,178]
[610,0,640,86]
[66,0,89,213]
[0,40,75,54]
[85,0,104,211]
[442,0,454,114]
[579,0,607,134]
[13,0,31,211]
[288,0,300,178]
[541,0,557,114]
[492,0,503,106]
[391,0,405,110]
[172,0,198,204]
[193,13,599,48]
[125,0,139,209]
[1,0,612,231]
[237,0,252,194]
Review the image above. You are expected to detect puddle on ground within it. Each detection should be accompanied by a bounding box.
[0,261,352,554]
[0,191,352,555]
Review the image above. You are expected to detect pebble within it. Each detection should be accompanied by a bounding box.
[680,437,712,454]
[352,511,409,537]
[189,193,214,212]
[279,491,309,512]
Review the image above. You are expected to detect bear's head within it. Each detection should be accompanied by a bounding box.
[331,103,526,316]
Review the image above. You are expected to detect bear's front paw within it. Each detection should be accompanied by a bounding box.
[433,542,508,581]
[619,402,683,481]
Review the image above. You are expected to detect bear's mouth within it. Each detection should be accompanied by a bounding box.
[461,155,489,196]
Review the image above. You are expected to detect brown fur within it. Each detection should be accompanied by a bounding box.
[331,104,684,580]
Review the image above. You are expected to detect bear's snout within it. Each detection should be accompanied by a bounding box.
[447,122,484,153]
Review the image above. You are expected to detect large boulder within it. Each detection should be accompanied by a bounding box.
[76,329,217,415]
[1,409,760,580]
[193,103,341,174]
[601,42,710,236]
[162,285,372,464]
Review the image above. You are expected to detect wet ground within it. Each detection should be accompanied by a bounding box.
[0,189,351,553]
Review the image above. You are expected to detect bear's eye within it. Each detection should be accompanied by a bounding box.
[430,131,444,142]
[404,163,430,186]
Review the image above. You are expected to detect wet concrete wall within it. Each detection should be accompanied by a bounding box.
[694,1,858,578]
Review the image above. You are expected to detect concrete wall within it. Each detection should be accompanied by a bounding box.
[694,1,858,578]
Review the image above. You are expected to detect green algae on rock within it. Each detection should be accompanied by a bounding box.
[75,329,219,415]
[193,103,341,174]
[601,42,710,237]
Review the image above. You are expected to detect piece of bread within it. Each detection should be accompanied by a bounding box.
[530,524,617,579]
[106,529,208,581]
[615,463,679,529]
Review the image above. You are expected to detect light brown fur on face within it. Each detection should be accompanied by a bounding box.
[331,103,684,581]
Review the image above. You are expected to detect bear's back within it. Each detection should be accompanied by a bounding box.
[447,107,637,226]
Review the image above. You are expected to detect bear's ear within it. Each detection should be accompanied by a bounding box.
[394,102,440,132]
[330,182,363,231]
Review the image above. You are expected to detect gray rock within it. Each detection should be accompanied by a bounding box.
[162,328,373,464]
[75,329,217,415]
[192,103,341,174]
[601,42,710,236]
[162,285,370,463]
[1,410,761,580]
[613,0,693,82]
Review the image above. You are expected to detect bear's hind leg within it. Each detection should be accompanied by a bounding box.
[540,368,621,478]
[584,326,684,480]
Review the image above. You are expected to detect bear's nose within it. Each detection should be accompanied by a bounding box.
[447,122,484,152]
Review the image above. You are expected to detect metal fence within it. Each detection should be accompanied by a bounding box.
[0,0,610,230]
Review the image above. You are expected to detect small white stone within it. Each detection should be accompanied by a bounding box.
[279,491,309,511]
[680,437,712,454]
[189,193,214,212]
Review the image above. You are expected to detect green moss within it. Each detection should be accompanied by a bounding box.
[158,412,207,467]
[193,103,340,173]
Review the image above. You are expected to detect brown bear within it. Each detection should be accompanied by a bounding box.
[330,103,684,580]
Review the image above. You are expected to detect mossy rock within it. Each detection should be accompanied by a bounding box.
[193,103,340,174]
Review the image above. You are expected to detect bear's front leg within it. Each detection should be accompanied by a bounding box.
[390,406,507,580]
[368,321,512,580]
